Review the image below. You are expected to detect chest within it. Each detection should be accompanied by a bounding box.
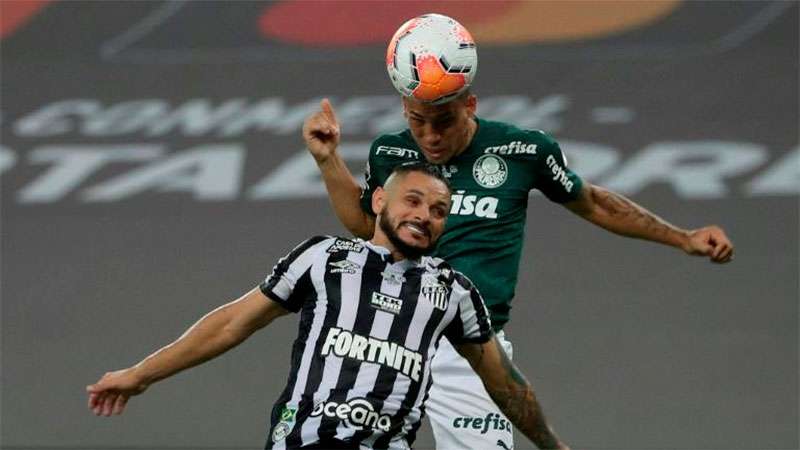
[439,154,534,221]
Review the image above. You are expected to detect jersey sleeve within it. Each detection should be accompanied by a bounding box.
[443,272,494,345]
[359,139,394,216]
[529,131,584,203]
[259,235,331,312]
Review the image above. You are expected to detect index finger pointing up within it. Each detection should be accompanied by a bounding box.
[320,98,338,125]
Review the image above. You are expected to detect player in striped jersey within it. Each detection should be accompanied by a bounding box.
[87,163,569,450]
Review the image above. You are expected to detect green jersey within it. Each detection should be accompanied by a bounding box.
[360,117,583,330]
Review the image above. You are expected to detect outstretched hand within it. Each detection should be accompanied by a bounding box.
[303,98,341,163]
[684,225,734,263]
[86,368,149,416]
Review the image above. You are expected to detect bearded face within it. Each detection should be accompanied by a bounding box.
[378,206,436,260]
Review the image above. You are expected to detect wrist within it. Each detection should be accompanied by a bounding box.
[311,147,339,167]
[131,362,157,386]
[674,228,693,253]
[312,152,330,165]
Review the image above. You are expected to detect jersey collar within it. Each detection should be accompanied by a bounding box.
[363,239,421,268]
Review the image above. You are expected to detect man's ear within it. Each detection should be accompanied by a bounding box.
[372,186,386,216]
[465,94,477,116]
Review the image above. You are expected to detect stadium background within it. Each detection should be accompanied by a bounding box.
[1,1,797,449]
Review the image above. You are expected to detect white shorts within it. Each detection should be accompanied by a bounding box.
[425,332,514,450]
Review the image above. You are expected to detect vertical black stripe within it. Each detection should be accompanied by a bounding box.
[372,270,449,449]
[470,285,492,339]
[266,270,317,450]
[457,272,492,339]
[316,250,388,442]
[404,375,434,446]
[268,268,315,417]
[263,235,329,292]
[283,249,348,448]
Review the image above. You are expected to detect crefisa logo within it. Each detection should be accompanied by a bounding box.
[311,398,392,432]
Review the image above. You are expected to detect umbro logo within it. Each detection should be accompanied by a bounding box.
[328,260,361,274]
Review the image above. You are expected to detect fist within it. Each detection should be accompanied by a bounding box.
[303,98,340,163]
[685,225,734,263]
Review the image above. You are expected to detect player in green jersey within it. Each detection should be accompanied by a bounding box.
[302,92,733,449]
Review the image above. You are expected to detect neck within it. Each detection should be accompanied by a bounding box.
[369,233,407,262]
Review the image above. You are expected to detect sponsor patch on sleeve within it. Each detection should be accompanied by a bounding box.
[327,239,365,253]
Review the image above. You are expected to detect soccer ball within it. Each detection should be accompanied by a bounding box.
[386,14,478,105]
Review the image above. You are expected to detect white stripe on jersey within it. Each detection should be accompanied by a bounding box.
[272,240,334,450]
[334,260,404,442]
[267,238,331,302]
[395,285,460,441]
[455,277,489,339]
[300,249,369,446]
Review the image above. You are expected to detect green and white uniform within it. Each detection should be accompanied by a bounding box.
[360,117,583,449]
[361,117,583,330]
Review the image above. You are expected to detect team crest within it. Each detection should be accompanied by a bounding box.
[472,154,508,188]
[422,281,450,310]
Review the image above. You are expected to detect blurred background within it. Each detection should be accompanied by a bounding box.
[1,1,797,449]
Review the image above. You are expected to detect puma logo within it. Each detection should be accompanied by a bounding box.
[496,439,513,450]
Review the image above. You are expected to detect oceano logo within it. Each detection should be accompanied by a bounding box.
[310,398,392,432]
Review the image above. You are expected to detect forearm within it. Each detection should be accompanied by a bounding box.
[463,338,564,449]
[487,381,561,449]
[132,303,250,385]
[579,184,690,250]
[315,154,374,239]
[482,342,563,449]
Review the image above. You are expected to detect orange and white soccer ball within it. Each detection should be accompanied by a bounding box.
[386,14,478,104]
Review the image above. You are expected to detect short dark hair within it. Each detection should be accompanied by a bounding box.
[455,88,472,102]
[386,161,452,193]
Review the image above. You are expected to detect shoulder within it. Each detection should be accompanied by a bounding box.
[422,257,472,290]
[474,118,559,159]
[286,235,338,258]
[320,236,368,255]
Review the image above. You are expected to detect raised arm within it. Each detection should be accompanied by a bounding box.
[564,183,734,263]
[86,287,288,416]
[454,337,569,450]
[303,99,375,238]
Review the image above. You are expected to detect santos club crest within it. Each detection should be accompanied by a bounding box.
[472,154,508,188]
[422,283,450,310]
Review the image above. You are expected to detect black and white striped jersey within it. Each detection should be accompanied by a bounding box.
[259,236,493,450]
